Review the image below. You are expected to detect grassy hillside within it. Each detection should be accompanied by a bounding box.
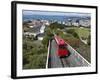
[75,27,90,39]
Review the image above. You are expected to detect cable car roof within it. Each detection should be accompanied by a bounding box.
[54,36,65,45]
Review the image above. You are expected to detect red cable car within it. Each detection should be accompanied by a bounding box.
[54,35,69,57]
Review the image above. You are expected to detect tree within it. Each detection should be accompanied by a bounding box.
[72,32,79,38]
[87,35,91,45]
[66,29,79,39]
[66,29,75,34]
[42,36,50,47]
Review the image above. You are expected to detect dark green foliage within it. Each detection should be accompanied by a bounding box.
[66,29,75,34]
[87,35,91,45]
[23,53,29,65]
[42,36,49,47]
[45,28,54,37]
[42,28,54,47]
[66,29,79,38]
[23,36,47,69]
[72,32,79,38]
[42,35,53,47]
[23,54,47,69]
[49,22,65,30]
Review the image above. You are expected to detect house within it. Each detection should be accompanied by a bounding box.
[37,33,45,40]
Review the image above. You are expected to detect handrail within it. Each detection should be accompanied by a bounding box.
[66,42,91,66]
[46,40,51,68]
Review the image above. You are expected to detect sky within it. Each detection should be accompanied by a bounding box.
[23,10,91,17]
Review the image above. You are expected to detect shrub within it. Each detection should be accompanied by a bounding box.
[72,32,79,38]
[66,29,75,34]
[87,35,91,45]
[66,29,79,38]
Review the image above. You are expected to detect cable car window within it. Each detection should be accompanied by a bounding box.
[59,45,66,49]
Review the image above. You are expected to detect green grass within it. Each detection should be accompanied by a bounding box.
[66,27,90,39]
[75,28,90,39]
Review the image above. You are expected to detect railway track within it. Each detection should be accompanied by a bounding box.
[60,51,71,67]
[60,57,70,67]
[48,39,90,68]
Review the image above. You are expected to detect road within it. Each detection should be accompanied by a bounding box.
[48,39,90,68]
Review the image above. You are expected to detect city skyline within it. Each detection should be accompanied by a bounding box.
[23,10,91,17]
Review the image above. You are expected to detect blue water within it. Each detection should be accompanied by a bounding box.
[23,15,90,22]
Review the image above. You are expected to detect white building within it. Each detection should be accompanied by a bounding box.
[29,25,34,28]
[37,33,45,40]
[79,19,91,27]
[23,32,37,38]
[72,22,79,26]
[40,25,45,33]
